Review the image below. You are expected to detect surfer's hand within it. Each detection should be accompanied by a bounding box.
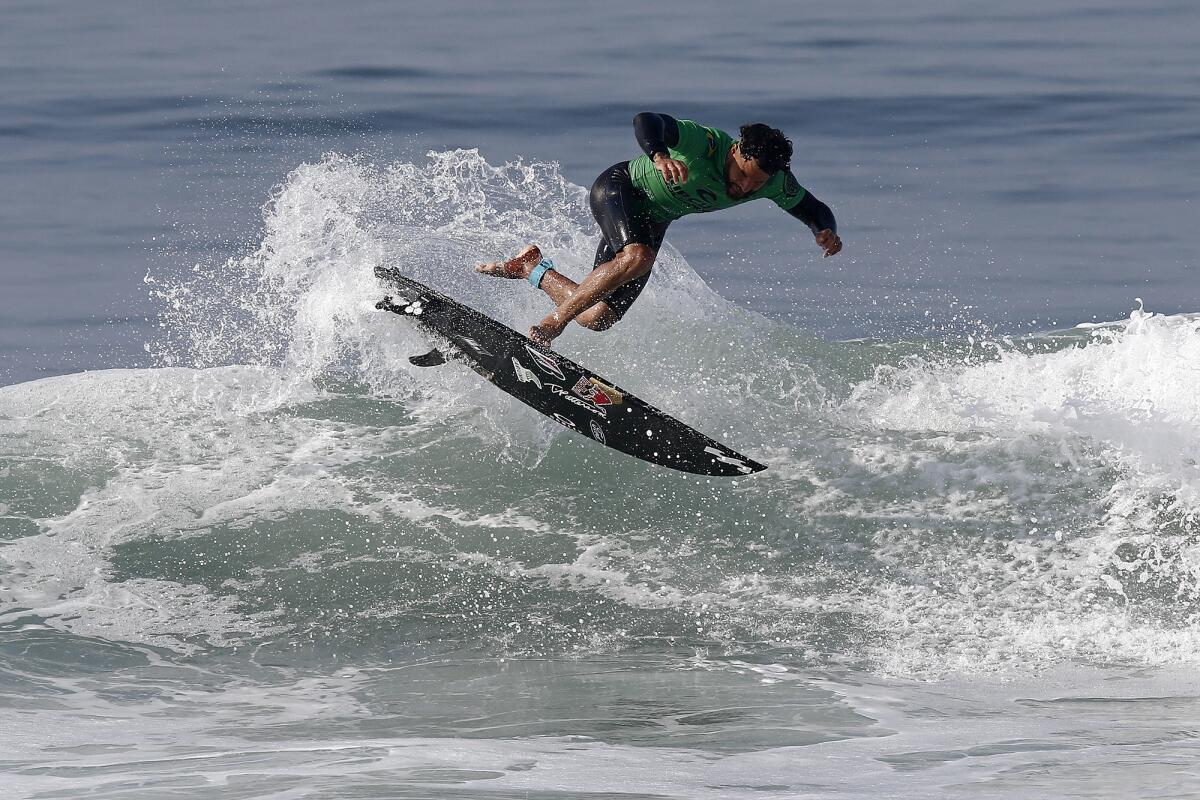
[529,315,565,347]
[816,229,842,258]
[652,153,688,185]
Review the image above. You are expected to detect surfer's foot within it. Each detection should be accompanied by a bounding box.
[476,244,542,280]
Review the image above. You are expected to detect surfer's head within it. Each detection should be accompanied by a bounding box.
[726,123,792,199]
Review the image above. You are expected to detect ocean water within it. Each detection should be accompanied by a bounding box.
[3,1,1200,797]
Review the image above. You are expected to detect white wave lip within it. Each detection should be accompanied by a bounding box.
[846,306,1200,514]
[830,306,1200,675]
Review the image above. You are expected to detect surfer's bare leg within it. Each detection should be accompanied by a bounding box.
[536,271,617,331]
[535,245,654,337]
[477,244,638,331]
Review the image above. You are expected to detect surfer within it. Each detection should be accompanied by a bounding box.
[477,112,842,346]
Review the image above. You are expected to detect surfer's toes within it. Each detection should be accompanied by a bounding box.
[475,260,512,278]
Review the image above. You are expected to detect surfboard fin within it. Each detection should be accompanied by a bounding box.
[409,349,448,368]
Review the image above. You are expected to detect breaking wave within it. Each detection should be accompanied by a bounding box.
[2,151,1198,678]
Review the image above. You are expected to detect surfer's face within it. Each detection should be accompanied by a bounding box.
[725,144,772,199]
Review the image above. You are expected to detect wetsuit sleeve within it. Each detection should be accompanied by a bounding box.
[765,170,837,233]
[633,112,680,159]
[787,191,837,235]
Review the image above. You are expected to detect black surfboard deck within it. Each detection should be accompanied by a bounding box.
[374,265,765,477]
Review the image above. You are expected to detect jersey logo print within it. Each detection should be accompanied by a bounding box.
[784,173,801,197]
[693,187,719,210]
[666,182,720,213]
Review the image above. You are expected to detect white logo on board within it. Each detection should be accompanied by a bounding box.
[511,358,542,389]
[704,446,753,474]
[546,384,607,419]
[457,336,492,357]
[524,344,565,381]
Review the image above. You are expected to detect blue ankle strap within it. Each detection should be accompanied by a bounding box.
[529,258,555,288]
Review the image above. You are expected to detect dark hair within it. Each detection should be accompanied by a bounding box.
[738,123,792,174]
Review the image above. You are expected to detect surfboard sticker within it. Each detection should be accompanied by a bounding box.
[375,265,765,476]
[547,382,607,418]
[511,357,542,389]
[703,445,755,475]
[572,376,623,407]
[589,378,623,405]
[457,335,492,358]
[523,344,565,381]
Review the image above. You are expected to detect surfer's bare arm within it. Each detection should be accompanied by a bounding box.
[634,111,688,184]
[787,190,842,257]
[529,245,655,346]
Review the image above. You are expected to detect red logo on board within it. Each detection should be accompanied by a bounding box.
[571,376,623,407]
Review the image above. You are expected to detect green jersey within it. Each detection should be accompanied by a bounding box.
[627,119,808,223]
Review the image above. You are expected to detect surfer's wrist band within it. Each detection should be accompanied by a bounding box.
[529,259,555,288]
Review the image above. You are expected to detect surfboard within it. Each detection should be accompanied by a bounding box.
[374,265,765,477]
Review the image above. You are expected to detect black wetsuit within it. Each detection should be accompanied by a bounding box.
[588,162,670,319]
[588,112,838,319]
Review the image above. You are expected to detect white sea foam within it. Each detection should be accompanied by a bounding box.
[0,367,354,649]
[829,305,1200,675]
[5,656,1198,800]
